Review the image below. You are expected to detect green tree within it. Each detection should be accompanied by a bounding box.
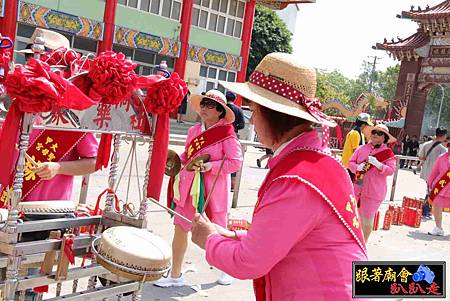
[316,69,352,104]
[376,64,400,102]
[247,5,293,78]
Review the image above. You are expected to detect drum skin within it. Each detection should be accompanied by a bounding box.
[97,226,172,281]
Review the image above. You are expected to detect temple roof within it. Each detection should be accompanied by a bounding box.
[374,30,430,52]
[400,1,450,20]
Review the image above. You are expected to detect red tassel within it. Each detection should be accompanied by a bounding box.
[95,134,112,170]
[0,103,22,187]
[64,237,75,265]
[167,175,175,208]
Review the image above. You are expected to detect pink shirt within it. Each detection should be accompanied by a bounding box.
[177,119,242,212]
[427,152,450,202]
[349,143,396,202]
[205,130,367,300]
[24,130,98,201]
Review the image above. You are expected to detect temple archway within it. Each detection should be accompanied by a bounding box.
[375,1,450,137]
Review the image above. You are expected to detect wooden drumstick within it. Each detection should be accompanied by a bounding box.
[15,144,40,167]
[25,153,40,168]
[147,197,192,224]
[200,155,227,215]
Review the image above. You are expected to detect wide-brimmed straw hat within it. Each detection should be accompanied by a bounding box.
[15,43,34,55]
[220,52,336,127]
[372,124,397,144]
[30,28,70,50]
[189,89,235,123]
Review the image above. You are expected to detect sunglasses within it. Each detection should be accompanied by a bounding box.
[371,130,385,136]
[200,98,217,109]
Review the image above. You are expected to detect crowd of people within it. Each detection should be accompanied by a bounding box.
[1,28,449,300]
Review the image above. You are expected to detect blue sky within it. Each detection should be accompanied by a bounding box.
[292,0,443,78]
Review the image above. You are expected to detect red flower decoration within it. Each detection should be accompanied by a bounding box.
[4,58,96,113]
[0,49,11,69]
[88,51,137,105]
[4,59,60,112]
[41,47,80,66]
[143,72,188,114]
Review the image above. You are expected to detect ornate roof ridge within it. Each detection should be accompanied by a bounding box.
[400,1,450,20]
[373,30,430,51]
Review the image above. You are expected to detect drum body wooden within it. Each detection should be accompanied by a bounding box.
[95,226,171,281]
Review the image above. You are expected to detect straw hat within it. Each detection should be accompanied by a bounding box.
[14,43,34,55]
[30,28,70,50]
[220,52,336,127]
[372,124,397,144]
[189,89,235,123]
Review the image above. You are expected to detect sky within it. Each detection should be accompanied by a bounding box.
[292,0,443,78]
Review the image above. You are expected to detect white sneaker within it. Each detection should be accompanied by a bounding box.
[217,271,234,285]
[153,275,185,287]
[428,227,445,236]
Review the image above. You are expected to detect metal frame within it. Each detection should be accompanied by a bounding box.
[0,39,159,300]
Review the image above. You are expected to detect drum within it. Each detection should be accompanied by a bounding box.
[93,226,171,281]
[18,200,76,219]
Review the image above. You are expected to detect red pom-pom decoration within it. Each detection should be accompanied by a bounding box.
[88,51,137,105]
[143,72,188,115]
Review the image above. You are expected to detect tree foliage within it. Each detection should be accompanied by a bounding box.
[316,61,400,119]
[247,5,293,79]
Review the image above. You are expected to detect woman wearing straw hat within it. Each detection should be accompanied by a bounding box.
[349,124,397,241]
[190,53,367,300]
[155,89,243,287]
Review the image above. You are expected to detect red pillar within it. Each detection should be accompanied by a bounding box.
[98,0,118,53]
[174,0,193,79]
[0,0,19,41]
[235,0,256,106]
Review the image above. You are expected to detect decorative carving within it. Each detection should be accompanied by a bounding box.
[114,26,180,57]
[18,1,104,40]
[187,45,242,71]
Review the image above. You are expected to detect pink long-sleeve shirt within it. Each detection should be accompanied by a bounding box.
[427,152,450,203]
[349,143,396,202]
[176,119,242,212]
[205,130,367,300]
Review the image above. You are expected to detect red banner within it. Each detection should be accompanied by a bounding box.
[0,130,85,207]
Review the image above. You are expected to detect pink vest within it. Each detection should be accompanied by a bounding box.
[253,148,367,301]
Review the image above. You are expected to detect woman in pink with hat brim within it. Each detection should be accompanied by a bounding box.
[349,123,397,241]
[154,89,243,287]
[190,53,368,301]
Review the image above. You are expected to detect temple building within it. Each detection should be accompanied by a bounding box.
[374,0,450,136]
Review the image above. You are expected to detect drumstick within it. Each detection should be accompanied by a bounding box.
[147,197,192,224]
[15,144,40,167]
[200,155,227,215]
[25,153,40,168]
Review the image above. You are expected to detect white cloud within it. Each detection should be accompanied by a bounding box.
[293,0,442,78]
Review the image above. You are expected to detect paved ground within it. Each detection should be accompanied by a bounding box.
[59,142,450,301]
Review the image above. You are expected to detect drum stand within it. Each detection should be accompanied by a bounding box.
[0,108,157,300]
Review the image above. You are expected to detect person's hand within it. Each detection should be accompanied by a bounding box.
[367,156,383,170]
[199,162,212,173]
[191,213,218,249]
[213,223,237,239]
[357,162,366,171]
[32,162,61,180]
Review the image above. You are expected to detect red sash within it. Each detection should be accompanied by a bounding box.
[253,149,367,301]
[0,130,86,207]
[184,124,235,166]
[355,148,395,182]
[429,169,450,203]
